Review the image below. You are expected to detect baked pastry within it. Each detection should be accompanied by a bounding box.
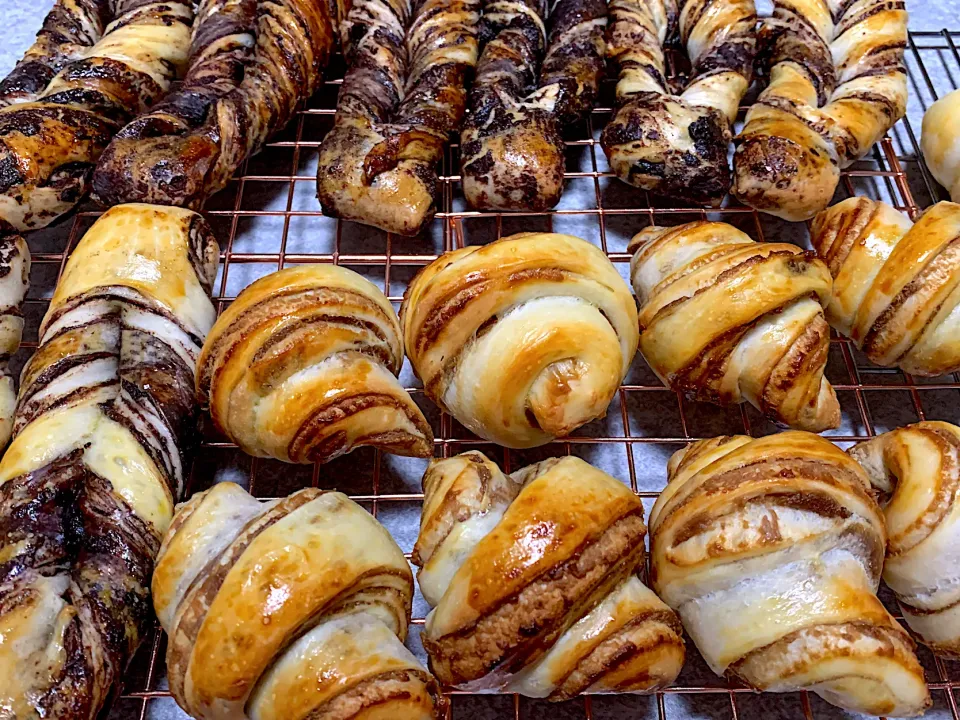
[849,421,960,658]
[0,0,108,106]
[0,234,29,449]
[316,0,479,235]
[923,89,960,202]
[650,432,931,717]
[154,482,445,720]
[601,0,756,205]
[629,221,840,431]
[459,0,606,211]
[0,203,218,719]
[196,264,434,463]
[810,197,960,377]
[733,0,908,221]
[93,0,340,209]
[400,232,639,448]
[413,452,685,697]
[0,0,192,232]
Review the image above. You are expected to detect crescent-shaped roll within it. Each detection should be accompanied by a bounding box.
[400,232,639,448]
[600,0,756,205]
[0,0,192,232]
[0,234,29,449]
[196,265,433,464]
[153,482,446,720]
[413,452,685,698]
[923,89,960,202]
[629,221,840,431]
[0,203,218,720]
[849,422,960,658]
[810,197,960,377]
[650,432,931,718]
[732,0,908,221]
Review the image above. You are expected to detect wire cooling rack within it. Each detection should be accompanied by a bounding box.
[14,28,960,720]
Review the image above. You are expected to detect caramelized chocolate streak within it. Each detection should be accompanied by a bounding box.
[316,0,479,235]
[0,235,28,448]
[0,0,110,106]
[0,0,192,232]
[732,0,907,220]
[0,258,215,717]
[424,510,648,683]
[459,0,605,211]
[305,668,445,720]
[600,0,756,205]
[92,0,338,208]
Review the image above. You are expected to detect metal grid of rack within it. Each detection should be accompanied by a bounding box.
[16,28,960,720]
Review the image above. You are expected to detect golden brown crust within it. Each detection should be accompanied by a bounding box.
[811,198,960,376]
[630,221,839,431]
[155,483,444,720]
[414,453,684,699]
[400,233,639,448]
[650,431,930,717]
[196,265,433,464]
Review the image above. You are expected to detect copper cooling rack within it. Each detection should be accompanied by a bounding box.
[15,28,960,720]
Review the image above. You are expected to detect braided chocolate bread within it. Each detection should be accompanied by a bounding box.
[0,235,29,450]
[317,0,480,235]
[601,0,756,205]
[733,0,908,221]
[458,0,606,211]
[0,203,218,719]
[0,0,193,232]
[93,0,340,209]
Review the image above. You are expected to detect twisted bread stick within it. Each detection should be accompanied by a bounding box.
[93,0,339,208]
[0,0,192,232]
[733,0,908,221]
[601,0,756,205]
[317,0,479,235]
[0,204,218,720]
[459,0,606,211]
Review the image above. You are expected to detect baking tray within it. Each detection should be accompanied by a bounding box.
[15,28,960,720]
